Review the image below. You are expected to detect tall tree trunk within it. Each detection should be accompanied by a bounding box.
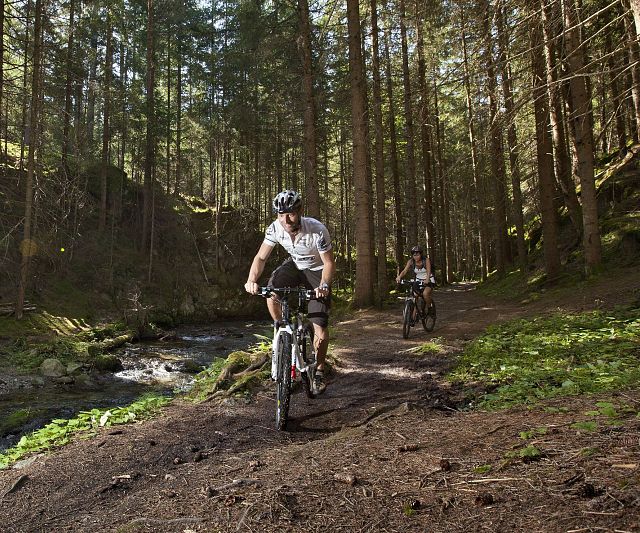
[531,21,562,279]
[61,0,75,174]
[99,12,113,231]
[562,0,602,271]
[347,0,374,307]
[371,0,387,306]
[0,0,3,165]
[384,28,404,273]
[416,8,435,263]
[17,0,44,319]
[142,0,156,252]
[175,40,182,195]
[622,0,640,141]
[433,74,448,284]
[540,0,582,235]
[166,39,171,194]
[605,30,626,151]
[629,0,640,34]
[86,11,99,152]
[482,0,509,275]
[460,3,488,280]
[497,1,527,270]
[19,0,32,171]
[297,0,320,217]
[399,0,417,247]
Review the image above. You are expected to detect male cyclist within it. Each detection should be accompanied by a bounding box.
[396,245,434,319]
[244,190,335,394]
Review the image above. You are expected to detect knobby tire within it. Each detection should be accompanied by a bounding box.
[422,301,436,332]
[275,331,292,430]
[402,300,413,339]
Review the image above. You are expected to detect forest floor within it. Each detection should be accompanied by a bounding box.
[1,269,639,533]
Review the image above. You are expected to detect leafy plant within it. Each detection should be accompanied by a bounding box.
[571,421,598,432]
[506,445,542,460]
[0,395,170,469]
[519,427,547,440]
[449,308,640,409]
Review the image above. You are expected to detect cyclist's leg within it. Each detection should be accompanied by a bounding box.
[302,268,331,371]
[411,281,422,319]
[422,285,433,309]
[266,259,304,322]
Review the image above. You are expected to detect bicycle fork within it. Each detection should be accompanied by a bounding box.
[272,323,311,381]
[271,324,301,380]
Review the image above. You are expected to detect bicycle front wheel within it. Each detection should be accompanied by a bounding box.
[300,324,316,399]
[402,300,413,339]
[422,300,436,332]
[275,331,292,430]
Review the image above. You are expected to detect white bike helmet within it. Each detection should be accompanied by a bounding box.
[272,190,302,214]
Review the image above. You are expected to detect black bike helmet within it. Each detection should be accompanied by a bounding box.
[411,245,423,254]
[272,190,302,214]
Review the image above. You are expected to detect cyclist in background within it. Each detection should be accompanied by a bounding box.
[244,190,335,394]
[396,245,434,319]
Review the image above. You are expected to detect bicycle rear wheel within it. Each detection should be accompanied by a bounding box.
[422,300,436,332]
[275,331,292,430]
[402,300,413,339]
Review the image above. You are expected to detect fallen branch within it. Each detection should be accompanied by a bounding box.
[88,333,135,356]
[127,517,205,526]
[232,353,269,378]
[212,478,261,493]
[207,368,266,401]
[453,477,521,485]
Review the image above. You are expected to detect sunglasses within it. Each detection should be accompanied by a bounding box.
[412,252,421,255]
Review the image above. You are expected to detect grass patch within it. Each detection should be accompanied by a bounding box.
[415,338,445,355]
[0,394,170,469]
[449,307,640,410]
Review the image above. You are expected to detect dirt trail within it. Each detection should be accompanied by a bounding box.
[0,283,638,532]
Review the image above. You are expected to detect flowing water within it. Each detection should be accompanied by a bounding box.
[0,322,268,452]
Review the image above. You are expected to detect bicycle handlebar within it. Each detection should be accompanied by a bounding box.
[398,279,430,292]
[258,286,317,300]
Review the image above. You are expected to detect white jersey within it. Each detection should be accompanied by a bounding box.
[413,257,428,281]
[263,217,332,271]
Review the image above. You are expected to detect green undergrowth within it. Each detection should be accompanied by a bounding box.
[0,394,170,469]
[186,347,270,402]
[413,338,445,355]
[0,314,131,371]
[449,307,640,410]
[0,344,271,469]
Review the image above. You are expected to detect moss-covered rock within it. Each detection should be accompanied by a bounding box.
[93,354,124,372]
[40,358,66,377]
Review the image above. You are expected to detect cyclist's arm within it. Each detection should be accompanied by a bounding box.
[317,249,335,298]
[426,256,432,277]
[395,260,412,283]
[245,242,274,294]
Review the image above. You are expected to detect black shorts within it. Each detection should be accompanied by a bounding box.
[267,258,331,328]
[412,280,434,296]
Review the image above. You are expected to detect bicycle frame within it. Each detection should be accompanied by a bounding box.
[400,280,427,310]
[261,287,316,379]
[272,310,315,380]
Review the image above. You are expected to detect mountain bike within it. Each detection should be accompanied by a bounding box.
[399,280,436,339]
[258,286,318,430]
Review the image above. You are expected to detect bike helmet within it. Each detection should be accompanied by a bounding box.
[272,190,302,214]
[411,245,423,254]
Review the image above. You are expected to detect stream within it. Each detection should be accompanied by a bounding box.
[0,321,269,452]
